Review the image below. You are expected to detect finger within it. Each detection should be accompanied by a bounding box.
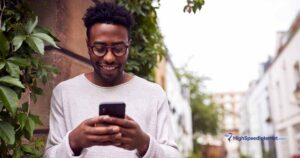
[98,141,114,146]
[113,133,123,144]
[117,137,134,150]
[85,115,109,126]
[119,127,134,137]
[88,133,121,144]
[104,116,134,128]
[86,125,120,135]
[125,115,134,121]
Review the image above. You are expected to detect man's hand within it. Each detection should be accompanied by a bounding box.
[103,115,150,156]
[69,116,122,155]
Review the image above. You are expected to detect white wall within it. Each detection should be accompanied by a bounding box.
[245,82,263,158]
[212,92,243,158]
[268,28,300,158]
[239,91,251,156]
[165,62,193,157]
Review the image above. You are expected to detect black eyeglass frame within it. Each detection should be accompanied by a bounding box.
[88,43,130,57]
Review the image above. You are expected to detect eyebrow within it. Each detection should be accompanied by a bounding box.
[93,41,128,45]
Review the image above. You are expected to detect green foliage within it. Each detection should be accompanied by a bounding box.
[0,0,58,157]
[115,0,204,80]
[188,139,202,158]
[177,67,219,156]
[184,0,205,13]
[240,154,252,158]
[116,0,165,80]
[177,67,219,135]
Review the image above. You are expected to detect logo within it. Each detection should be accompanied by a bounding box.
[223,133,287,142]
[224,133,233,142]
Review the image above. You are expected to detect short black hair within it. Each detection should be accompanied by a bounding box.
[83,2,135,39]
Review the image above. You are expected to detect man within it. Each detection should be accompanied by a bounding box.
[43,2,180,158]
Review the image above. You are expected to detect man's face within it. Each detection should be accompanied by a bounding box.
[87,23,129,84]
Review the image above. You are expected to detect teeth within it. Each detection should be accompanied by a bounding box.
[101,66,117,70]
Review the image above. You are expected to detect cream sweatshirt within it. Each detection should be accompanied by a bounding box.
[43,74,180,158]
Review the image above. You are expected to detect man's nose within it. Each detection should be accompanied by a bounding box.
[103,48,116,63]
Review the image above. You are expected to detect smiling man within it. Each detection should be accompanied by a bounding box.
[43,2,180,158]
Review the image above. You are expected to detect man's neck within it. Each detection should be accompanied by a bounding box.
[85,72,132,87]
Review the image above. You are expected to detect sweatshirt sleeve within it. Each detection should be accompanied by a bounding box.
[140,89,181,158]
[43,85,88,158]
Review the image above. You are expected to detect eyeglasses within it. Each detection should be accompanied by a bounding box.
[89,43,129,57]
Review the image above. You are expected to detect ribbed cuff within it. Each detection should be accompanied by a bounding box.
[64,131,88,158]
[139,134,160,158]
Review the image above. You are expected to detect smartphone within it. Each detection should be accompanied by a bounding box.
[99,102,126,119]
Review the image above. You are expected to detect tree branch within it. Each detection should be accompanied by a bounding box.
[0,0,6,28]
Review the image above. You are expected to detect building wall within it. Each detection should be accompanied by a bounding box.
[241,73,276,158]
[212,92,243,132]
[268,25,300,158]
[212,92,244,158]
[239,90,251,157]
[165,60,193,157]
[28,0,94,130]
[240,12,300,158]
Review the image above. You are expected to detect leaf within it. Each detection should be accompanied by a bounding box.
[21,102,29,112]
[0,86,18,116]
[6,61,20,78]
[0,60,5,70]
[0,100,3,111]
[44,64,59,74]
[25,36,44,54]
[12,35,26,52]
[1,22,6,31]
[21,144,40,157]
[31,86,43,95]
[32,32,59,48]
[0,121,15,144]
[35,138,44,149]
[0,30,9,57]
[31,58,39,67]
[30,93,37,103]
[7,57,30,67]
[17,113,27,130]
[0,76,25,88]
[29,114,43,125]
[25,16,38,34]
[33,26,60,42]
[192,6,197,13]
[24,116,35,138]
[12,146,22,158]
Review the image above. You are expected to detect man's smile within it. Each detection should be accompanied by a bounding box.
[100,65,118,71]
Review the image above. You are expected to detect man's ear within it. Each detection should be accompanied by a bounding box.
[86,38,89,47]
[86,38,91,54]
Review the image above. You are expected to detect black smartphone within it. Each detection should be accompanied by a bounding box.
[99,102,126,119]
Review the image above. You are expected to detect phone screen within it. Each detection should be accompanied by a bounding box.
[99,102,126,119]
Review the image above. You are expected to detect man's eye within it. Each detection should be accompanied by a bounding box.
[94,46,106,52]
[113,46,124,53]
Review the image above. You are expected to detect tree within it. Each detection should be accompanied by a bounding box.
[0,0,58,157]
[176,67,219,135]
[176,67,219,158]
